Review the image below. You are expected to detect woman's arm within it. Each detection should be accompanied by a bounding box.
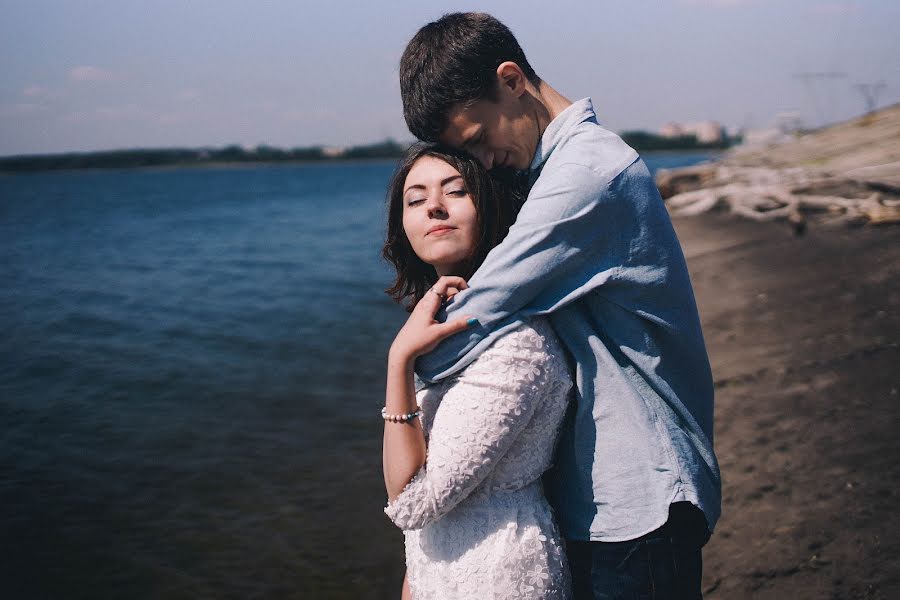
[383,276,473,500]
[401,572,411,600]
[383,349,425,500]
[385,320,560,531]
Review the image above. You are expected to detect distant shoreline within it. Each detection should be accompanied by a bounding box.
[0,157,408,177]
[0,141,408,174]
[0,149,722,177]
[0,136,734,175]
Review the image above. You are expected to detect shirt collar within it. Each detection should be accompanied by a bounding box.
[528,97,596,172]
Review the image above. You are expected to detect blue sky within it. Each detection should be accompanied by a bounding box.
[1,0,898,155]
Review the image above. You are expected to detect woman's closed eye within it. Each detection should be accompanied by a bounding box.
[405,188,466,207]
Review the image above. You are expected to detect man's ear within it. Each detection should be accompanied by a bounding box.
[495,61,528,98]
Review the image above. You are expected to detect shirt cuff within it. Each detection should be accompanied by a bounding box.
[384,467,431,530]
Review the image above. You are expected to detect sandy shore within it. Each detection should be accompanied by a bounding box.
[672,212,900,599]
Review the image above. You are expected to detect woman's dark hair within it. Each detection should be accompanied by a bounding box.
[399,12,540,142]
[383,143,525,310]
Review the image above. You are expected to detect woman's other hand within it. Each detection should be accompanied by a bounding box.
[389,276,475,362]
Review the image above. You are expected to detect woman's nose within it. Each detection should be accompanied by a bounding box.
[425,194,447,217]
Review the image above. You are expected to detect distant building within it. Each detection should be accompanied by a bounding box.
[660,123,685,138]
[322,146,346,158]
[659,120,725,144]
[690,121,725,144]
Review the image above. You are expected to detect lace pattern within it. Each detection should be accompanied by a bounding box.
[385,318,573,599]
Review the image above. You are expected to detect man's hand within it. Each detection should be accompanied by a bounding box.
[389,275,475,362]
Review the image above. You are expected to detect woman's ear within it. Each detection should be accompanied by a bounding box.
[495,61,528,98]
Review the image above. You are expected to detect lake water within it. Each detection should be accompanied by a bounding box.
[0,152,715,599]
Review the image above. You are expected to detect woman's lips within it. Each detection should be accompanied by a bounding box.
[426,226,455,236]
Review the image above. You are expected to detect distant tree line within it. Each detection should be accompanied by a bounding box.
[619,131,739,151]
[0,139,411,173]
[0,133,739,173]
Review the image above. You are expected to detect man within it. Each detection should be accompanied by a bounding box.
[399,12,720,599]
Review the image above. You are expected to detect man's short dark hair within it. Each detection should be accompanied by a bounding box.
[399,12,539,142]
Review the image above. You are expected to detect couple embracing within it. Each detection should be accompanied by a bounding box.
[380,13,720,600]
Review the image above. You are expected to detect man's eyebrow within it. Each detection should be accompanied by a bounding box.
[403,175,463,196]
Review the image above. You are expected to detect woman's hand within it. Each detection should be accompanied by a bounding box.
[383,277,473,502]
[390,276,475,362]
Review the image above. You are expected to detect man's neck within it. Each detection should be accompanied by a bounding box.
[529,80,573,136]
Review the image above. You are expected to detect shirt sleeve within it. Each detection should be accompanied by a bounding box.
[384,323,559,530]
[416,157,677,382]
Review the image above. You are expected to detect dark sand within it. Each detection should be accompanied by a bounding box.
[672,213,900,599]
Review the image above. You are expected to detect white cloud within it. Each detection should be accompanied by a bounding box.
[69,65,115,82]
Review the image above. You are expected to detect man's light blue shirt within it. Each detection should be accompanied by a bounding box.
[416,98,721,542]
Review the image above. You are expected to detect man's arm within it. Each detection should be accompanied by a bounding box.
[416,157,676,381]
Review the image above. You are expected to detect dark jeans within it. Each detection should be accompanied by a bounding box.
[566,502,710,600]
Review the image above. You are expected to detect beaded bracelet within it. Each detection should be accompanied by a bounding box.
[381,406,422,423]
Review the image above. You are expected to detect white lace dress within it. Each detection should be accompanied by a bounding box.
[384,318,573,599]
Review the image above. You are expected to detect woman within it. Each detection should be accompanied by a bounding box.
[381,143,573,599]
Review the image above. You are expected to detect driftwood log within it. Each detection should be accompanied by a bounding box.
[656,164,900,230]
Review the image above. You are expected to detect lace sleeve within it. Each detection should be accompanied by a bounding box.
[384,323,557,530]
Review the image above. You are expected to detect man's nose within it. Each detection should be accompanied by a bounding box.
[473,148,493,170]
